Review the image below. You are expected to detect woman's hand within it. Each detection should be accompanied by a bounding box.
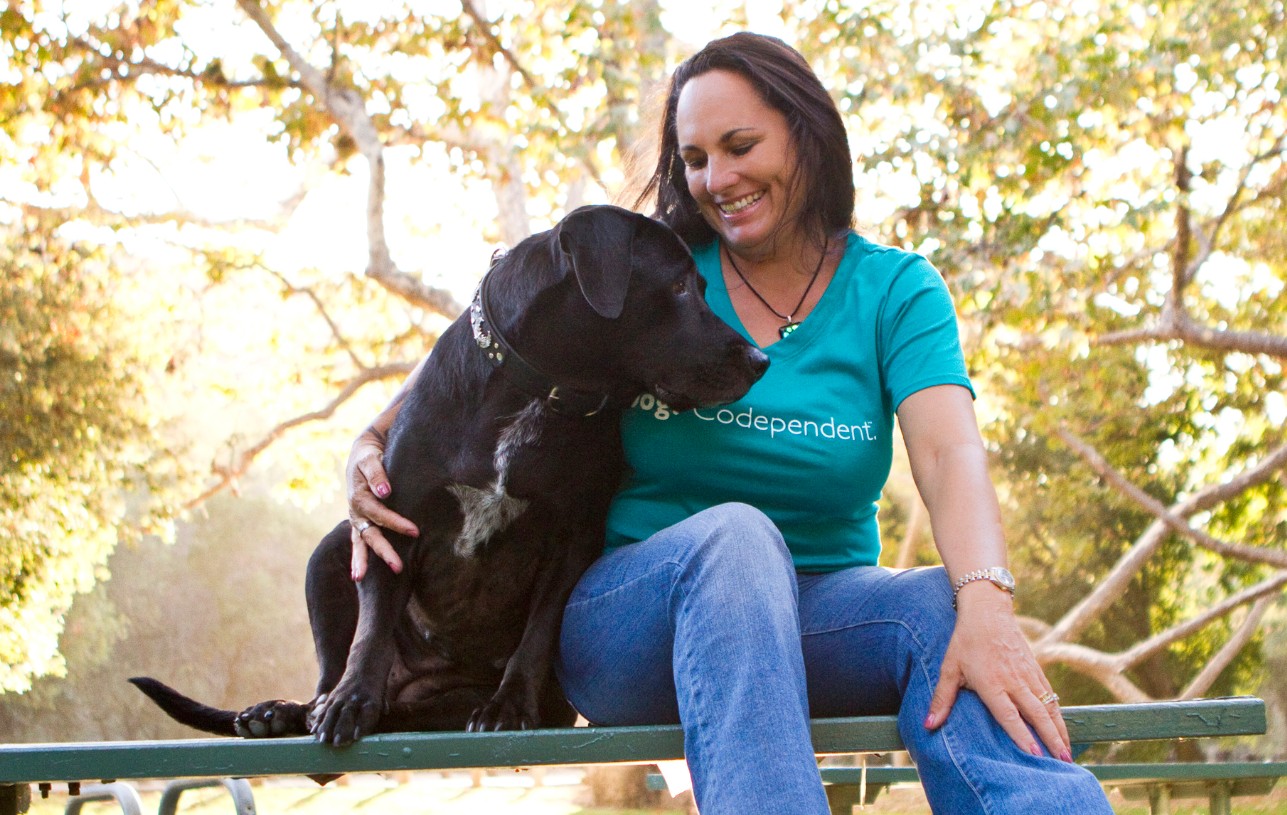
[924,585,1072,762]
[346,427,419,581]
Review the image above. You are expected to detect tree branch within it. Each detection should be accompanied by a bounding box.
[1180,595,1275,700]
[184,362,417,509]
[1055,426,1287,568]
[1040,426,1287,645]
[1096,128,1287,361]
[64,33,291,93]
[1042,520,1170,647]
[259,268,369,370]
[459,0,539,90]
[1037,577,1283,703]
[1033,642,1152,703]
[1097,311,1287,360]
[459,0,605,193]
[233,0,461,318]
[1118,571,1287,670]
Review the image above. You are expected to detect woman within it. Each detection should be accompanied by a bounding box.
[347,32,1113,815]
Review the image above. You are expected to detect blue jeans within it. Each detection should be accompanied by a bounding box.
[556,503,1112,815]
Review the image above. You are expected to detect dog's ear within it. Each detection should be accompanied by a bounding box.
[555,206,638,319]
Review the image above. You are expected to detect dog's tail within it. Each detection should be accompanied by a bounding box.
[129,676,238,736]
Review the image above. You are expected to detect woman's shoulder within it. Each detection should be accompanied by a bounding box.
[839,232,945,296]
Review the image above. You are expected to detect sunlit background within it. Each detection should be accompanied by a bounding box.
[2,8,1285,807]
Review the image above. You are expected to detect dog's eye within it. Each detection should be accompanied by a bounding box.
[672,279,688,296]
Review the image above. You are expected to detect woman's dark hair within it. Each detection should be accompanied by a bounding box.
[637,32,855,249]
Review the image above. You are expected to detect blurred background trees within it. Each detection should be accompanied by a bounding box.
[1,0,1283,756]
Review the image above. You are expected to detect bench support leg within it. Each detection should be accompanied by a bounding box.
[65,783,143,815]
[1147,783,1171,815]
[1207,780,1232,815]
[824,784,862,815]
[158,778,256,815]
[0,784,29,815]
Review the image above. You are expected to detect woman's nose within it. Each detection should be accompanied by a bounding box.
[704,155,737,195]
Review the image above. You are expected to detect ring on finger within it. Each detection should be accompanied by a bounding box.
[1039,691,1060,706]
[354,520,372,535]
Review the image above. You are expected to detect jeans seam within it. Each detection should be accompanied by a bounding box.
[673,558,714,812]
[564,557,685,610]
[907,624,993,815]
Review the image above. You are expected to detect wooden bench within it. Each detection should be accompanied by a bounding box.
[0,697,1267,815]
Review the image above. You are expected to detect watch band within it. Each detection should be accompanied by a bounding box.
[952,567,1016,604]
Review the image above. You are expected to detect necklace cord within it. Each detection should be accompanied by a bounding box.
[724,240,828,337]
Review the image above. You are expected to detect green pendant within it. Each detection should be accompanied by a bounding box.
[779,321,800,340]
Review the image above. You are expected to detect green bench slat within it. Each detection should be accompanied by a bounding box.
[814,762,1287,785]
[644,762,1287,791]
[1087,762,1287,782]
[0,697,1265,786]
[0,724,685,784]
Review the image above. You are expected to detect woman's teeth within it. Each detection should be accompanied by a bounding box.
[720,192,763,214]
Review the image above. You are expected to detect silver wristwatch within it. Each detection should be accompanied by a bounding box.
[952,567,1016,605]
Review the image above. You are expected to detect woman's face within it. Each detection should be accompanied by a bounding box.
[675,69,801,260]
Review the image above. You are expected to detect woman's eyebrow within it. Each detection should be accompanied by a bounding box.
[680,127,759,153]
[717,127,758,143]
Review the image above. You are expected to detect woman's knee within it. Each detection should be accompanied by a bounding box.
[674,503,797,610]
[905,566,954,613]
[683,502,789,561]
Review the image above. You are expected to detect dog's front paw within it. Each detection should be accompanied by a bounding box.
[308,687,382,746]
[466,687,539,732]
[234,700,309,738]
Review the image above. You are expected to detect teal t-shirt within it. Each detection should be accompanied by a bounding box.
[605,231,975,571]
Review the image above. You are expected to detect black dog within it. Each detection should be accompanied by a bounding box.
[132,205,768,745]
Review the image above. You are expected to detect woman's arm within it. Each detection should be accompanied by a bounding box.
[898,384,1072,762]
[346,355,426,581]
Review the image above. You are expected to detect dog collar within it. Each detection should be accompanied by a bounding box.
[469,267,611,418]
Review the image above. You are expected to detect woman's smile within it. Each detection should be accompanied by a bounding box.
[719,191,766,216]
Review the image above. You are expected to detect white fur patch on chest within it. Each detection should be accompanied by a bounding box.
[447,401,544,557]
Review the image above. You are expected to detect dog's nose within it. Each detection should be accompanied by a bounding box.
[743,346,770,378]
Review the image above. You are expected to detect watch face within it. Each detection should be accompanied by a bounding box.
[991,568,1016,591]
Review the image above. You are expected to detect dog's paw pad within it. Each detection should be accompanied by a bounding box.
[235,700,305,738]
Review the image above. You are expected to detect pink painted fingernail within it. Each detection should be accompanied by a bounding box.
[1029,743,1042,757]
[924,713,937,729]
[1061,750,1073,763]
[375,483,390,498]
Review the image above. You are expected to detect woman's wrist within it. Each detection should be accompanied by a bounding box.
[953,581,1015,616]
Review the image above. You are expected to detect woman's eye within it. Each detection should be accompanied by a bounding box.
[731,143,754,156]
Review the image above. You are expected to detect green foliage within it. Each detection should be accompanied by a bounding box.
[1,0,1284,725]
[0,492,327,740]
[0,221,176,692]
